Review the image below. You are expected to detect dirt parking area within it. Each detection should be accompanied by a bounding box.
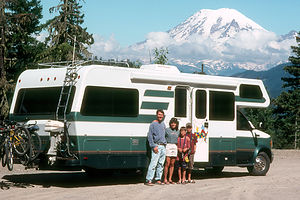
[1,150,300,200]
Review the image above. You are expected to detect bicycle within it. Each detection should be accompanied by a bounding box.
[0,120,35,171]
[19,122,42,166]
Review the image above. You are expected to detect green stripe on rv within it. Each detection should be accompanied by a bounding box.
[144,90,174,98]
[235,96,266,103]
[141,102,169,110]
[66,136,270,154]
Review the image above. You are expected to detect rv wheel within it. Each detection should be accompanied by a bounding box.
[247,152,270,176]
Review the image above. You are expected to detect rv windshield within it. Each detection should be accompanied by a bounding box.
[237,110,252,131]
[14,87,75,115]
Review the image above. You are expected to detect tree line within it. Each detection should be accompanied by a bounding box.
[0,1,299,148]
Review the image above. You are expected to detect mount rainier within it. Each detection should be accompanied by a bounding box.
[131,8,297,75]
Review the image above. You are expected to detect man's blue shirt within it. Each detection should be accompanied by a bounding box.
[147,120,166,149]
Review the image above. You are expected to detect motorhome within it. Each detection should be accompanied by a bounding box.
[9,62,273,175]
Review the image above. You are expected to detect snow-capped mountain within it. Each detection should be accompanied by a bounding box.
[91,8,297,76]
[168,8,266,42]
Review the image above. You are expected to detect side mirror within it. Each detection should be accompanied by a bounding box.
[259,122,263,128]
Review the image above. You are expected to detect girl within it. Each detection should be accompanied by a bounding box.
[163,118,179,184]
[177,126,190,184]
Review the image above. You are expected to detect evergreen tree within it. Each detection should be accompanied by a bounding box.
[42,0,94,62]
[153,47,168,65]
[0,0,43,119]
[6,0,43,80]
[274,31,300,149]
[282,32,300,89]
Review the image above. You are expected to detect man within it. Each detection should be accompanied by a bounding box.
[186,123,197,183]
[145,109,166,186]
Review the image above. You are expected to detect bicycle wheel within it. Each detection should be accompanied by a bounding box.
[13,127,30,156]
[29,131,42,161]
[5,142,13,171]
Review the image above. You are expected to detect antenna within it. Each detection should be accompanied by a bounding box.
[72,36,76,67]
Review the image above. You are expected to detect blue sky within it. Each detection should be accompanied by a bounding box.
[41,0,300,47]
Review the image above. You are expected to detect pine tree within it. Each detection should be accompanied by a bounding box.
[0,0,43,119]
[282,31,300,89]
[5,0,43,80]
[153,47,169,65]
[43,0,94,62]
[274,31,300,149]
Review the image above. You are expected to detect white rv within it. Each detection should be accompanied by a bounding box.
[9,63,273,175]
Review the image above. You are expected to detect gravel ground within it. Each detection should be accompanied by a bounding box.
[1,149,300,200]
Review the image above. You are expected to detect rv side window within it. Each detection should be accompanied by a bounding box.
[240,84,263,99]
[196,90,206,119]
[175,87,187,117]
[237,111,251,131]
[209,91,234,121]
[14,87,75,115]
[80,86,139,117]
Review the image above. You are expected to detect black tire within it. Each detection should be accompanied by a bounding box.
[5,142,13,171]
[13,127,30,156]
[29,131,42,161]
[205,166,224,174]
[247,152,270,176]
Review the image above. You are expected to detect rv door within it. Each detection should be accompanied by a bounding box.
[191,89,209,162]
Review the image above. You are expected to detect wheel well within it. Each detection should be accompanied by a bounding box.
[258,148,272,162]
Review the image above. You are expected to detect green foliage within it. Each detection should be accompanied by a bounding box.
[273,91,299,148]
[0,0,44,119]
[153,47,168,65]
[3,0,44,80]
[43,0,94,62]
[282,31,300,89]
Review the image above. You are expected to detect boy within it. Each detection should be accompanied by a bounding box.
[186,123,197,183]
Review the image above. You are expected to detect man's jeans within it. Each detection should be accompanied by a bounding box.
[146,145,166,182]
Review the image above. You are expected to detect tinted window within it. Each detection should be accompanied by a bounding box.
[240,84,263,99]
[209,91,234,121]
[175,87,187,117]
[81,86,139,117]
[237,111,251,131]
[14,87,75,115]
[196,90,206,119]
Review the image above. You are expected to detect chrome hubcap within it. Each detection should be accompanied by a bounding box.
[254,155,266,172]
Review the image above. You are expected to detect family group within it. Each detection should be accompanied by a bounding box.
[145,109,197,186]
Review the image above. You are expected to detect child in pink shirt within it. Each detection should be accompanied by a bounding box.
[177,127,190,184]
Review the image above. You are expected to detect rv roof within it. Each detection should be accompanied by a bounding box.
[140,64,180,74]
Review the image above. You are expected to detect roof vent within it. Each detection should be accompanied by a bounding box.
[140,64,180,74]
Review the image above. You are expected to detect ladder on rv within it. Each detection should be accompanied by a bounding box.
[55,65,77,122]
[55,57,78,159]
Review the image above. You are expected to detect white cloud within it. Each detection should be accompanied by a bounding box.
[89,30,297,70]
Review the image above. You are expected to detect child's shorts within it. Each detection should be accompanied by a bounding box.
[176,160,187,169]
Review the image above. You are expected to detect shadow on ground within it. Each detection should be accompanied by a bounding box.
[1,170,250,189]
